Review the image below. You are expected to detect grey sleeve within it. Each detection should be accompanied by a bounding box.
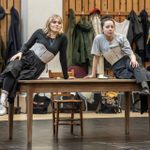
[119,35,134,57]
[91,36,101,56]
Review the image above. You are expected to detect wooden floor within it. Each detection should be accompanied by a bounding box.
[0,111,148,121]
[0,112,150,150]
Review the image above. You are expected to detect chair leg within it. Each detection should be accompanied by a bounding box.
[56,102,59,137]
[8,102,14,140]
[80,102,83,136]
[52,102,55,135]
[70,103,74,134]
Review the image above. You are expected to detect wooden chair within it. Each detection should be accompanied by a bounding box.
[49,70,83,137]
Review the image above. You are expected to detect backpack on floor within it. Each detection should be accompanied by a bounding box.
[100,92,122,113]
[33,94,51,114]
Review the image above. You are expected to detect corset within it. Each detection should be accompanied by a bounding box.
[30,43,55,63]
[103,46,125,65]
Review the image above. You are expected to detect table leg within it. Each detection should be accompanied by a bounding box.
[148,95,150,130]
[8,102,14,139]
[124,92,130,135]
[27,90,33,147]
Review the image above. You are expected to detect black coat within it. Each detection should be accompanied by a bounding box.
[127,10,144,60]
[139,9,150,61]
[0,35,5,73]
[5,6,21,61]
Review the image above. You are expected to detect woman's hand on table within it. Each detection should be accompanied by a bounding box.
[84,74,96,79]
[10,52,23,61]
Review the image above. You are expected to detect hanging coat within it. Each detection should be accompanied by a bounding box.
[5,6,21,61]
[66,9,76,66]
[73,16,95,66]
[0,35,5,72]
[139,9,150,61]
[127,10,144,60]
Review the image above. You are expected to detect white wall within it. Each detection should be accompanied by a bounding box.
[21,0,28,43]
[21,0,63,77]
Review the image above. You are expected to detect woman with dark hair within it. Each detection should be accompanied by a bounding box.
[88,16,150,94]
[0,14,68,115]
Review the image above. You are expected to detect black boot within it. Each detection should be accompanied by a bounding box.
[140,81,150,94]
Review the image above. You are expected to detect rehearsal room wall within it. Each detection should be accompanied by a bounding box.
[21,0,63,77]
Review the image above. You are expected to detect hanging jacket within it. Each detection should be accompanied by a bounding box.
[66,9,76,66]
[0,35,5,72]
[147,28,150,58]
[73,16,95,66]
[127,10,144,60]
[90,12,101,35]
[5,6,21,61]
[139,9,150,61]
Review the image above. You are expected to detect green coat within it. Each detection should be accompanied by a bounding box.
[66,9,76,66]
[73,16,94,66]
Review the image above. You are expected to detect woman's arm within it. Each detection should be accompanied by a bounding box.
[59,35,68,79]
[10,29,42,61]
[130,53,139,68]
[90,55,100,77]
[19,29,41,54]
[10,52,23,61]
[120,35,139,68]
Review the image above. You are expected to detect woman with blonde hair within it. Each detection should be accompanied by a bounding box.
[0,14,68,115]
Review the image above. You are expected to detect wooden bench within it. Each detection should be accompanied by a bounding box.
[8,78,150,146]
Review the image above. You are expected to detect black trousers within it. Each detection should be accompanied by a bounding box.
[112,56,150,83]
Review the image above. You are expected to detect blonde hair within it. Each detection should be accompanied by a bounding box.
[43,14,63,36]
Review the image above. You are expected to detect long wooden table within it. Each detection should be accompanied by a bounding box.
[8,78,150,146]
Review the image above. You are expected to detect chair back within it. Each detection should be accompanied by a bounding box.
[49,70,75,99]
